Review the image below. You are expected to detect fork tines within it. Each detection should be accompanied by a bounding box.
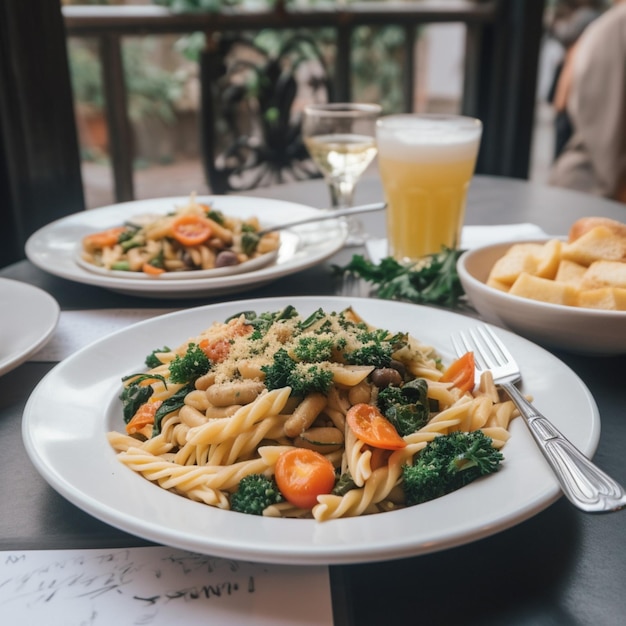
[453,325,510,373]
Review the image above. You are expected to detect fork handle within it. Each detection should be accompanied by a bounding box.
[501,381,626,513]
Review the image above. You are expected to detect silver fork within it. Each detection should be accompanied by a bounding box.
[452,324,626,513]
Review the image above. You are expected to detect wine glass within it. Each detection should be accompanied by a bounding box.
[302,103,382,246]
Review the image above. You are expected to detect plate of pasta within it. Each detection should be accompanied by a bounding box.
[25,196,347,298]
[22,296,600,565]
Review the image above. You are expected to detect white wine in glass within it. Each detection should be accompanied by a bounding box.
[302,103,381,245]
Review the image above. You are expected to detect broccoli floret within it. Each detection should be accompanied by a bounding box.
[402,431,504,506]
[262,348,333,397]
[293,336,334,363]
[241,231,260,256]
[145,346,171,369]
[206,209,225,225]
[231,474,283,515]
[345,329,407,368]
[233,306,298,339]
[168,343,211,384]
[377,378,430,436]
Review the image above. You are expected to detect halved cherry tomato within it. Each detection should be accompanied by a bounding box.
[274,448,336,509]
[440,351,475,393]
[83,226,126,250]
[198,321,252,362]
[171,214,213,246]
[346,403,406,450]
[126,400,162,435]
[199,337,231,363]
[142,262,166,276]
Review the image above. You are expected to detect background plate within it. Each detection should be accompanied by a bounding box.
[0,278,59,376]
[22,297,600,565]
[25,196,347,298]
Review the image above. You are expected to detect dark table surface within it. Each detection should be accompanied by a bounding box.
[2,175,626,625]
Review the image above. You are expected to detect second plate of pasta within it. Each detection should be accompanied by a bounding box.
[22,296,600,565]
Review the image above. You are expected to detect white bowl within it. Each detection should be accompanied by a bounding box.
[457,240,626,355]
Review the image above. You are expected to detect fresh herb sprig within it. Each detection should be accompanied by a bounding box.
[333,247,466,308]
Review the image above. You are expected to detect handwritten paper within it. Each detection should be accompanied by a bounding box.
[0,546,333,625]
[31,309,178,362]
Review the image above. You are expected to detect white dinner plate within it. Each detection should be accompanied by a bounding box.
[22,297,600,565]
[0,278,60,376]
[25,196,347,298]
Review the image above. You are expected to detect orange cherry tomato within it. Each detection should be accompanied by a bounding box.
[199,337,231,363]
[171,214,213,246]
[440,351,475,393]
[126,400,162,435]
[346,403,407,450]
[142,262,166,276]
[274,448,336,509]
[83,226,126,250]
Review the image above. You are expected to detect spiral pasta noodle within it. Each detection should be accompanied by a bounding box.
[108,306,519,521]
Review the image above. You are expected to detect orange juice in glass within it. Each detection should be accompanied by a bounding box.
[376,114,482,263]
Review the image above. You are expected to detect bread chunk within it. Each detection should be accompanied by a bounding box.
[509,272,579,306]
[562,226,626,266]
[555,259,587,287]
[581,260,626,289]
[488,243,543,285]
[577,288,626,311]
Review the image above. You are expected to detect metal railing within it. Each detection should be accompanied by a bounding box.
[62,1,544,203]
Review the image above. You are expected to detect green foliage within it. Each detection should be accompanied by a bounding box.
[68,42,105,111]
[168,343,211,384]
[293,336,334,363]
[402,431,504,506]
[332,472,357,496]
[233,306,298,339]
[231,474,284,515]
[68,38,185,124]
[261,348,333,397]
[123,40,185,124]
[119,380,154,424]
[334,248,466,308]
[344,329,407,368]
[377,378,430,436]
[153,0,238,13]
[145,346,171,368]
[153,384,194,435]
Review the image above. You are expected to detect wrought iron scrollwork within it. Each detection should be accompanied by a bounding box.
[200,32,332,194]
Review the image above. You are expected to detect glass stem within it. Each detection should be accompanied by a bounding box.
[329,180,355,209]
[328,179,366,245]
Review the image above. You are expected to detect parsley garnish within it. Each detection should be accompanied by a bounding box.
[333,247,466,308]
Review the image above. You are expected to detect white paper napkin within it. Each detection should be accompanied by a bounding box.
[365,223,548,264]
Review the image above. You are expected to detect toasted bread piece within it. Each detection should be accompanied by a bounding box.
[581,260,626,290]
[486,276,511,291]
[534,239,562,279]
[561,226,626,266]
[554,259,587,287]
[509,272,579,305]
[568,217,626,242]
[577,287,626,311]
[487,243,544,285]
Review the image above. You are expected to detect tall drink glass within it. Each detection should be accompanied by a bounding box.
[376,114,482,263]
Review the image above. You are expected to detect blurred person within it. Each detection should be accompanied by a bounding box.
[548,1,626,203]
[546,0,606,159]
